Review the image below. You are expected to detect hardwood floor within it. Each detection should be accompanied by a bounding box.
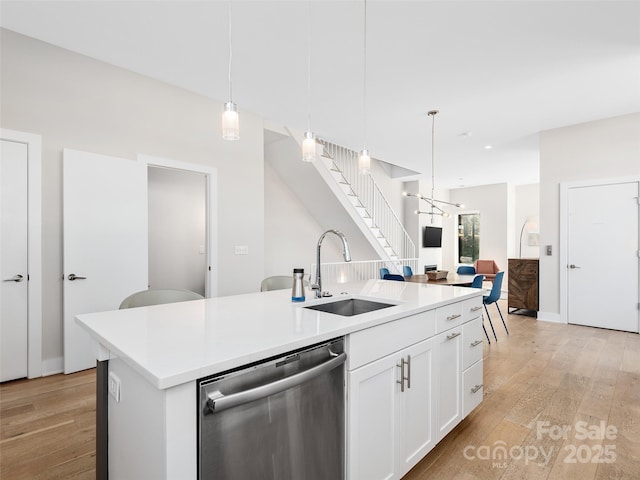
[0,368,96,479]
[1,300,638,480]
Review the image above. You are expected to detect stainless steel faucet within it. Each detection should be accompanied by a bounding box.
[312,229,351,298]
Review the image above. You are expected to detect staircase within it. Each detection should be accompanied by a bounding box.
[312,139,415,272]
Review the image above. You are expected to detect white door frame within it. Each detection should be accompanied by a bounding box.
[559,175,640,326]
[0,128,42,378]
[138,154,218,297]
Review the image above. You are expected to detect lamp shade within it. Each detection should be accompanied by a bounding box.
[222,102,239,141]
[302,131,316,162]
[358,148,371,173]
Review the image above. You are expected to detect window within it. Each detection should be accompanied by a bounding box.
[458,213,480,263]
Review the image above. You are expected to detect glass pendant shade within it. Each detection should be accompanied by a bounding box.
[358,148,371,173]
[302,131,317,162]
[222,102,239,141]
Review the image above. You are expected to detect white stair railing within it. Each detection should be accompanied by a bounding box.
[319,140,416,260]
[310,258,420,285]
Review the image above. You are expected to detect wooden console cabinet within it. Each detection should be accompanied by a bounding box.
[508,258,539,315]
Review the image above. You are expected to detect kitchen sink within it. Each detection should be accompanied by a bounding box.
[304,298,396,317]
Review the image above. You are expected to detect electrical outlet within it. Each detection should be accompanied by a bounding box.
[234,245,249,255]
[108,372,121,402]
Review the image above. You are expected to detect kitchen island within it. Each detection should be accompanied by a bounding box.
[77,279,484,479]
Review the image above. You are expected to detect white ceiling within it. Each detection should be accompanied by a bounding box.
[2,1,639,188]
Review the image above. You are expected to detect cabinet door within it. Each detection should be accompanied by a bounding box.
[436,328,463,440]
[462,317,484,371]
[348,354,401,480]
[398,337,437,474]
[463,359,484,416]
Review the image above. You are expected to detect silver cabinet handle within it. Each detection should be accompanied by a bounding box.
[207,352,346,414]
[470,340,483,347]
[405,355,411,389]
[396,358,406,393]
[568,264,581,269]
[470,306,482,312]
[3,274,23,282]
[471,384,483,394]
[68,274,87,281]
[446,314,461,321]
[446,332,461,340]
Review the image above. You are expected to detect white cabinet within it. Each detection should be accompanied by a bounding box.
[435,326,463,440]
[463,359,484,416]
[347,336,437,480]
[462,316,484,416]
[462,317,484,370]
[346,295,484,480]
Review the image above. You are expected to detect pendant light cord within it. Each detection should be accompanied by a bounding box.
[227,0,233,102]
[307,2,311,131]
[427,110,439,222]
[363,0,368,148]
[431,112,435,205]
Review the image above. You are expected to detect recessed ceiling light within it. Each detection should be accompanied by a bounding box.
[484,145,493,150]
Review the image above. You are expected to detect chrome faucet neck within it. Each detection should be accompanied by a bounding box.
[313,229,351,298]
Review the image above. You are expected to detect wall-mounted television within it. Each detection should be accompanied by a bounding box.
[422,226,442,248]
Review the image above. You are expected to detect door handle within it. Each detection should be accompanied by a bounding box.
[68,274,87,281]
[397,358,406,393]
[568,264,581,269]
[3,274,23,282]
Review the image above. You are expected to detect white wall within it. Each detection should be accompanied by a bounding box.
[450,184,510,276]
[264,161,342,280]
[0,29,265,369]
[539,113,640,321]
[148,167,206,296]
[514,184,540,259]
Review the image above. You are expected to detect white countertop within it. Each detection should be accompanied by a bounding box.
[76,280,482,389]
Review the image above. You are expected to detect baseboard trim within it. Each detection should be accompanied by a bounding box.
[537,311,564,324]
[42,356,64,376]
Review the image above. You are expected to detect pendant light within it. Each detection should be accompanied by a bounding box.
[302,3,317,162]
[358,0,370,173]
[222,0,239,141]
[403,110,463,221]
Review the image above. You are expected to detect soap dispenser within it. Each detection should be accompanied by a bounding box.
[291,268,306,302]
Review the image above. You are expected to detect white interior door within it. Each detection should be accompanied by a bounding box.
[63,149,148,374]
[0,140,29,382]
[567,181,639,332]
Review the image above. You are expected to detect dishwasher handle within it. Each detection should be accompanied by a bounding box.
[206,352,347,414]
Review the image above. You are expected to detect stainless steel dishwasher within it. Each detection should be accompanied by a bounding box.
[198,337,346,480]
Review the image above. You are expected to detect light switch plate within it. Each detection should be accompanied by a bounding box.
[108,372,121,402]
[546,245,552,256]
[234,245,249,255]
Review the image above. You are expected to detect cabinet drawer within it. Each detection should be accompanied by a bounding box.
[463,296,483,322]
[347,309,436,370]
[463,360,483,417]
[462,318,484,370]
[435,302,464,333]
